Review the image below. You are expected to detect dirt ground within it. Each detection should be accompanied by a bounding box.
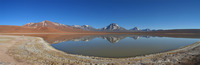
[0,35,29,65]
[0,34,200,65]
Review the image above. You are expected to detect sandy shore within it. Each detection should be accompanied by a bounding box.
[0,35,200,65]
[0,35,29,65]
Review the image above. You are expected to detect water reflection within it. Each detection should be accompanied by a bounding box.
[6,33,200,44]
[69,35,151,43]
[51,34,200,58]
[5,34,200,58]
[132,36,140,40]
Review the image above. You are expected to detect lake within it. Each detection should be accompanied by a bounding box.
[51,34,200,58]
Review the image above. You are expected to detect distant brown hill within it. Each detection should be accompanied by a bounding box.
[0,25,66,33]
[23,20,90,32]
[0,20,97,33]
[1,20,200,34]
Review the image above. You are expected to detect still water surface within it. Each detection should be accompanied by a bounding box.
[51,35,200,58]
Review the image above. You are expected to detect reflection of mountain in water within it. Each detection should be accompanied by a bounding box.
[101,36,126,43]
[143,36,150,38]
[17,34,200,44]
[37,34,152,44]
[132,36,140,40]
[72,36,96,42]
[69,35,151,43]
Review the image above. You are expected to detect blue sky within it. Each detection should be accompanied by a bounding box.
[0,0,200,29]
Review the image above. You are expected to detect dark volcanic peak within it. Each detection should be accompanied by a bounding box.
[142,29,151,31]
[101,23,127,31]
[82,25,90,27]
[130,27,140,31]
[101,36,126,43]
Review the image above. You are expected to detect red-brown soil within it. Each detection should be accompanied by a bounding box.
[0,25,66,33]
[0,20,100,33]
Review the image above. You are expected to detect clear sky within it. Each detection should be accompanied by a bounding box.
[0,0,200,30]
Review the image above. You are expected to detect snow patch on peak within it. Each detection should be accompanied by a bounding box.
[115,24,119,26]
[41,21,45,23]
[52,22,61,26]
[42,21,46,27]
[26,22,35,27]
[83,25,89,27]
[131,27,140,30]
[72,25,81,27]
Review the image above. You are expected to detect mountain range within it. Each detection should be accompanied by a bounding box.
[71,25,98,31]
[0,20,96,33]
[0,20,200,34]
[4,20,200,33]
[23,20,89,32]
[0,20,155,33]
[72,22,150,32]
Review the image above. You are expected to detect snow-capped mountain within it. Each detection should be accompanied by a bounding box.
[23,20,151,32]
[142,29,151,31]
[71,23,152,32]
[72,25,81,28]
[72,25,98,31]
[23,20,89,32]
[23,20,67,27]
[130,27,140,31]
[100,23,127,32]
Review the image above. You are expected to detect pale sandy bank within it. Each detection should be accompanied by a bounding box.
[0,35,200,65]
